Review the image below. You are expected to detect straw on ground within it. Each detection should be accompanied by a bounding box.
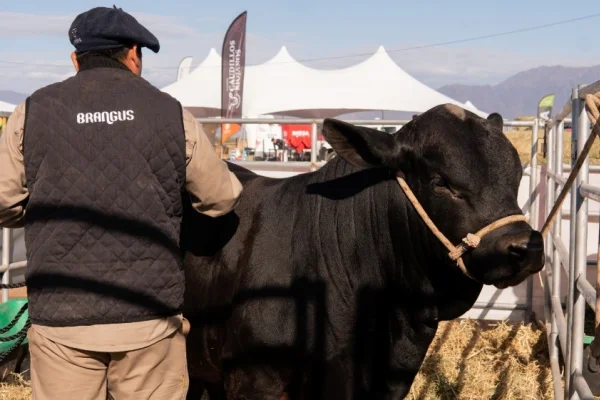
[1,319,597,400]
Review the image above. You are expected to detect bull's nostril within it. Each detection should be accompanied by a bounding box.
[507,239,544,262]
[508,243,529,260]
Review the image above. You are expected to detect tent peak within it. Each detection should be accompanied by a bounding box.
[277,45,291,56]
[200,47,222,67]
[265,45,296,64]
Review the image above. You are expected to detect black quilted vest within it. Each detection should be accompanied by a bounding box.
[22,59,187,327]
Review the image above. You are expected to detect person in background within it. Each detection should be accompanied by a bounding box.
[0,6,242,400]
[271,137,286,161]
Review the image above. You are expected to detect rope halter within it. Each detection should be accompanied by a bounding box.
[396,176,529,280]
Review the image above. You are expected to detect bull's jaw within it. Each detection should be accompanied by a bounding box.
[492,260,545,289]
[493,280,514,290]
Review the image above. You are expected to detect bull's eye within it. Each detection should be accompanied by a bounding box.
[431,177,449,193]
[431,177,461,199]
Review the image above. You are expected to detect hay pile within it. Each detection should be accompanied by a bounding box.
[0,319,598,399]
[0,375,30,400]
[409,319,554,400]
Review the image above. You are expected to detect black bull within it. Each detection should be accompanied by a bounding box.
[180,104,545,400]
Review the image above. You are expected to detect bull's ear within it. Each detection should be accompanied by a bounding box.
[322,118,405,169]
[487,113,503,131]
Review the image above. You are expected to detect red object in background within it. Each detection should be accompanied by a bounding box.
[281,124,325,152]
[282,124,311,152]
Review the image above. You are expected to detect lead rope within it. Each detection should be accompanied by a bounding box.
[396,176,529,280]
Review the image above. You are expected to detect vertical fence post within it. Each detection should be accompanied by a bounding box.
[571,84,590,399]
[565,87,579,398]
[526,118,540,318]
[530,118,540,228]
[527,116,539,318]
[553,120,567,400]
[311,122,318,171]
[545,122,558,362]
[552,120,565,363]
[1,228,11,304]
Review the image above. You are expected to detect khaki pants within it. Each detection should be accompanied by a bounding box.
[28,320,190,400]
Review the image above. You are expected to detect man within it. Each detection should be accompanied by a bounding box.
[0,6,242,399]
[271,137,286,161]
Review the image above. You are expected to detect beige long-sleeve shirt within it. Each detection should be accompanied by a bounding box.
[0,102,243,351]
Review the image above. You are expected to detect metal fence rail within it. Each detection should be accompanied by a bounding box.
[544,82,600,399]
[195,117,537,166]
[197,118,411,166]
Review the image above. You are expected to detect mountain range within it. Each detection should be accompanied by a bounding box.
[437,65,600,119]
[0,91,27,105]
[2,64,599,119]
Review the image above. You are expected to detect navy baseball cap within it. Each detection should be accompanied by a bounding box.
[68,5,160,54]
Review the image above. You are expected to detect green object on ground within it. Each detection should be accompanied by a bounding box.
[0,299,29,353]
[585,335,594,345]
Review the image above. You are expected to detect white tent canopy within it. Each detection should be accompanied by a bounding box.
[0,101,16,114]
[163,49,222,117]
[162,46,489,119]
